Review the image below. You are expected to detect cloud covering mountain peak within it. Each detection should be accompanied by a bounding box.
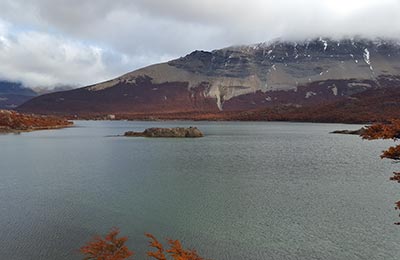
[0,0,399,88]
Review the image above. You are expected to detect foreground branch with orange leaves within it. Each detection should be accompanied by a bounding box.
[80,228,134,260]
[80,228,207,260]
[361,119,400,225]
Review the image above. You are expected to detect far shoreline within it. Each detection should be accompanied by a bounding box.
[70,118,367,126]
[0,124,74,134]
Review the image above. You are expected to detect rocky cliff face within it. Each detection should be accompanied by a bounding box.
[18,37,400,118]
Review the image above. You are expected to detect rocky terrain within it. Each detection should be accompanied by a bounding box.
[0,110,73,132]
[17,37,400,123]
[124,127,203,138]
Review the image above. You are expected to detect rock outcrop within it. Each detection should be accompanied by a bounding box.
[124,127,203,138]
[0,110,73,132]
[330,128,366,135]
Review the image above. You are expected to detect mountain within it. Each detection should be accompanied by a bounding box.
[18,37,400,122]
[0,82,75,109]
[0,81,37,109]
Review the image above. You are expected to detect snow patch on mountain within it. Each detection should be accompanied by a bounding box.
[330,85,338,96]
[362,48,375,71]
[319,37,328,51]
[305,91,317,98]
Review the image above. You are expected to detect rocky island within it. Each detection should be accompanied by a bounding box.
[124,127,203,138]
[330,128,366,135]
[0,110,73,133]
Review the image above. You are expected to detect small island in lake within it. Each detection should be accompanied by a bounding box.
[124,127,204,138]
[0,110,73,133]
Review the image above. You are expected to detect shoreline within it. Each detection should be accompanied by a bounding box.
[70,118,368,125]
[0,110,74,134]
[61,112,376,125]
[0,124,73,134]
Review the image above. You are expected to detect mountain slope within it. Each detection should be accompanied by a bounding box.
[228,83,400,123]
[18,37,400,120]
[0,81,37,109]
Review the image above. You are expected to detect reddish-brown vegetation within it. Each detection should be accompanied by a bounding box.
[229,87,400,123]
[0,109,72,132]
[81,229,207,260]
[362,119,400,141]
[57,86,400,124]
[145,233,204,260]
[18,75,400,124]
[361,120,400,225]
[80,228,134,260]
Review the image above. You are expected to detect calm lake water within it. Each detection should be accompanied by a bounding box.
[0,121,399,260]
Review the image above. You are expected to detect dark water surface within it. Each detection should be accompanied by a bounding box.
[0,121,399,260]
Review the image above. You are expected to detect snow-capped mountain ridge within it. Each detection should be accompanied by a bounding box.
[231,37,400,51]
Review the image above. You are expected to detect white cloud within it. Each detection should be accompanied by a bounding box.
[0,19,172,88]
[0,0,399,88]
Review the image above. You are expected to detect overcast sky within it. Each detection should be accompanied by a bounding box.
[0,0,399,88]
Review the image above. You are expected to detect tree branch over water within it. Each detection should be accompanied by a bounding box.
[81,228,208,260]
[361,119,400,225]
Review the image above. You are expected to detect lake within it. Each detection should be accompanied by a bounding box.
[0,121,399,260]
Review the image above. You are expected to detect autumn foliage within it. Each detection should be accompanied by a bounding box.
[81,229,207,260]
[80,228,134,260]
[0,109,72,132]
[361,119,400,225]
[362,119,400,141]
[145,233,204,260]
